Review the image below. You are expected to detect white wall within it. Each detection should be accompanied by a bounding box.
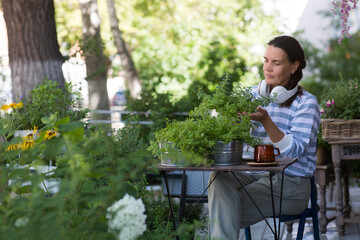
[296,0,333,49]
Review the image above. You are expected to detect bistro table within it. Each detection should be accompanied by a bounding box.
[153,158,297,240]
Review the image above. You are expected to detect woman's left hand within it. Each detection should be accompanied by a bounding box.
[249,106,269,124]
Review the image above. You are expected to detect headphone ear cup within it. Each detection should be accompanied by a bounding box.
[258,80,268,97]
[270,86,288,104]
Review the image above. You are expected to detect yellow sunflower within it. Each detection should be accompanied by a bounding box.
[1,104,10,111]
[8,103,17,108]
[44,130,58,140]
[22,126,38,140]
[15,102,23,108]
[21,140,35,150]
[6,144,20,151]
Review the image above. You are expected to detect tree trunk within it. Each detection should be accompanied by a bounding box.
[2,0,66,102]
[105,0,142,99]
[79,0,109,118]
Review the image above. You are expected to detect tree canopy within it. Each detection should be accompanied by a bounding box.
[54,0,281,102]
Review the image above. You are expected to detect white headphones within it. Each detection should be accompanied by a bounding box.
[258,80,298,104]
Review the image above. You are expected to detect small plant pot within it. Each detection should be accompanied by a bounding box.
[209,141,244,166]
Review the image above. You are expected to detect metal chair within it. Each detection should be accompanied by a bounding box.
[244,175,320,240]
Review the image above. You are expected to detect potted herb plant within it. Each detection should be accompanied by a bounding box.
[149,76,272,166]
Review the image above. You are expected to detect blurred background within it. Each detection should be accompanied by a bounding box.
[0,0,359,129]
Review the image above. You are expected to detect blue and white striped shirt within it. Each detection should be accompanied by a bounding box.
[244,86,321,177]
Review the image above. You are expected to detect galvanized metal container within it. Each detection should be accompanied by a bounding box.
[210,141,244,166]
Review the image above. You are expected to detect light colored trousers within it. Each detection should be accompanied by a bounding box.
[208,171,311,240]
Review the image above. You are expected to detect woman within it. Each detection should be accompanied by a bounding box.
[208,35,321,240]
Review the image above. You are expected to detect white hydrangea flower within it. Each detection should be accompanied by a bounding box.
[14,216,29,227]
[106,193,147,240]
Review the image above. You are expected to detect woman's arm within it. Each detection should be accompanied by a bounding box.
[249,106,284,143]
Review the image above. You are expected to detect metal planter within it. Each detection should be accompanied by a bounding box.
[209,141,244,166]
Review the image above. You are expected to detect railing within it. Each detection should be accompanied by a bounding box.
[87,109,189,126]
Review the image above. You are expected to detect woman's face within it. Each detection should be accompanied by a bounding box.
[262,45,299,88]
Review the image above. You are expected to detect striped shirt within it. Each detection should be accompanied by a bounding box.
[244,86,321,177]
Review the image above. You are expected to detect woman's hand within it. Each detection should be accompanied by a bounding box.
[249,106,269,124]
[238,106,284,143]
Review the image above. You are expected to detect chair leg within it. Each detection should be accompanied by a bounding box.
[296,214,306,240]
[312,212,320,240]
[310,177,321,240]
[244,226,251,240]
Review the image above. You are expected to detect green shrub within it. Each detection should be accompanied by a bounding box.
[0,115,203,239]
[11,79,88,130]
[319,76,360,120]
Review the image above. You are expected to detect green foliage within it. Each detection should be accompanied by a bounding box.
[11,79,88,130]
[126,81,189,145]
[54,0,82,54]
[319,77,360,120]
[54,0,279,104]
[313,32,360,83]
[0,114,205,239]
[134,174,206,240]
[149,76,272,165]
[129,0,278,100]
[193,38,246,89]
[301,31,360,102]
[0,121,147,239]
[54,0,281,144]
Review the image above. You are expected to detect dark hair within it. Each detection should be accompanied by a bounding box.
[267,35,306,106]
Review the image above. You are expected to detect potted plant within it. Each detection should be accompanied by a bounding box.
[149,76,272,166]
[318,77,360,165]
[320,77,360,142]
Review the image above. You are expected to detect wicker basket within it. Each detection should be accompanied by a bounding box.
[322,119,360,141]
